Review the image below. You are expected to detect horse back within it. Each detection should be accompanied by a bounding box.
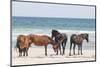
[70,34,83,44]
[29,34,52,46]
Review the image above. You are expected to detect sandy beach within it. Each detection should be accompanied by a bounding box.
[12,47,95,66]
[12,2,96,66]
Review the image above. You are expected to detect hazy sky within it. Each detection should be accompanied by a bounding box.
[12,1,95,19]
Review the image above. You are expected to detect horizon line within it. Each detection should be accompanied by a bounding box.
[12,16,95,19]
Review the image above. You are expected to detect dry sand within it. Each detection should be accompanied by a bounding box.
[12,47,95,66]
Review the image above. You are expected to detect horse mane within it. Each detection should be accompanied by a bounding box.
[52,29,60,34]
[80,33,88,39]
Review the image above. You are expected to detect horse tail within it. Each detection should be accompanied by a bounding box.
[15,39,20,52]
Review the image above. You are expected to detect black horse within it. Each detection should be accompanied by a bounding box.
[69,33,89,56]
[51,30,67,55]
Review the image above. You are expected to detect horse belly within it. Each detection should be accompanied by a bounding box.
[34,42,48,46]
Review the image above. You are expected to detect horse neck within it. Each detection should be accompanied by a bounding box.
[81,36,86,41]
[49,39,56,46]
[80,35,88,43]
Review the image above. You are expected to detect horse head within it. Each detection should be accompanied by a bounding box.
[51,29,60,39]
[53,45,58,52]
[52,42,59,53]
[50,39,59,53]
[81,33,89,42]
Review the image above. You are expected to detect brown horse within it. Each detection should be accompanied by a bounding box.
[69,33,89,56]
[16,35,31,56]
[28,34,59,56]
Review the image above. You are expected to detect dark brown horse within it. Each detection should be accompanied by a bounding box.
[69,33,89,56]
[28,34,59,56]
[16,35,31,56]
[51,30,67,55]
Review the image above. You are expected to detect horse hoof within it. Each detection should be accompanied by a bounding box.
[56,54,58,55]
[69,54,71,56]
[73,54,75,55]
[45,54,47,56]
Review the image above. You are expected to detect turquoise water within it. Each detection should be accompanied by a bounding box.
[12,16,95,31]
[12,16,96,50]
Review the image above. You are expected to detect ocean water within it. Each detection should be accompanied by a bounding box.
[12,16,96,50]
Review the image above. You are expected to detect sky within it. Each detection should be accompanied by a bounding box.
[12,1,95,19]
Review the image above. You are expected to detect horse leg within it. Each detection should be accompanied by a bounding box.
[63,47,65,55]
[26,46,30,56]
[56,49,58,55]
[78,45,79,55]
[78,45,81,55]
[19,49,22,57]
[81,44,83,55]
[19,52,21,57]
[24,48,28,56]
[23,48,26,56]
[20,52,22,57]
[26,48,28,56]
[19,49,21,57]
[59,45,62,55]
[63,40,67,55]
[69,42,72,56]
[62,44,65,55]
[62,42,64,55]
[73,44,76,55]
[45,45,47,56]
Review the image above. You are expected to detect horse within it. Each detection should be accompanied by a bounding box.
[69,33,89,56]
[28,34,59,56]
[51,29,68,55]
[16,35,31,57]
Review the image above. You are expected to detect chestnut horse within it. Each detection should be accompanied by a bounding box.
[16,35,31,56]
[69,33,89,56]
[16,34,59,56]
[28,34,59,56]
